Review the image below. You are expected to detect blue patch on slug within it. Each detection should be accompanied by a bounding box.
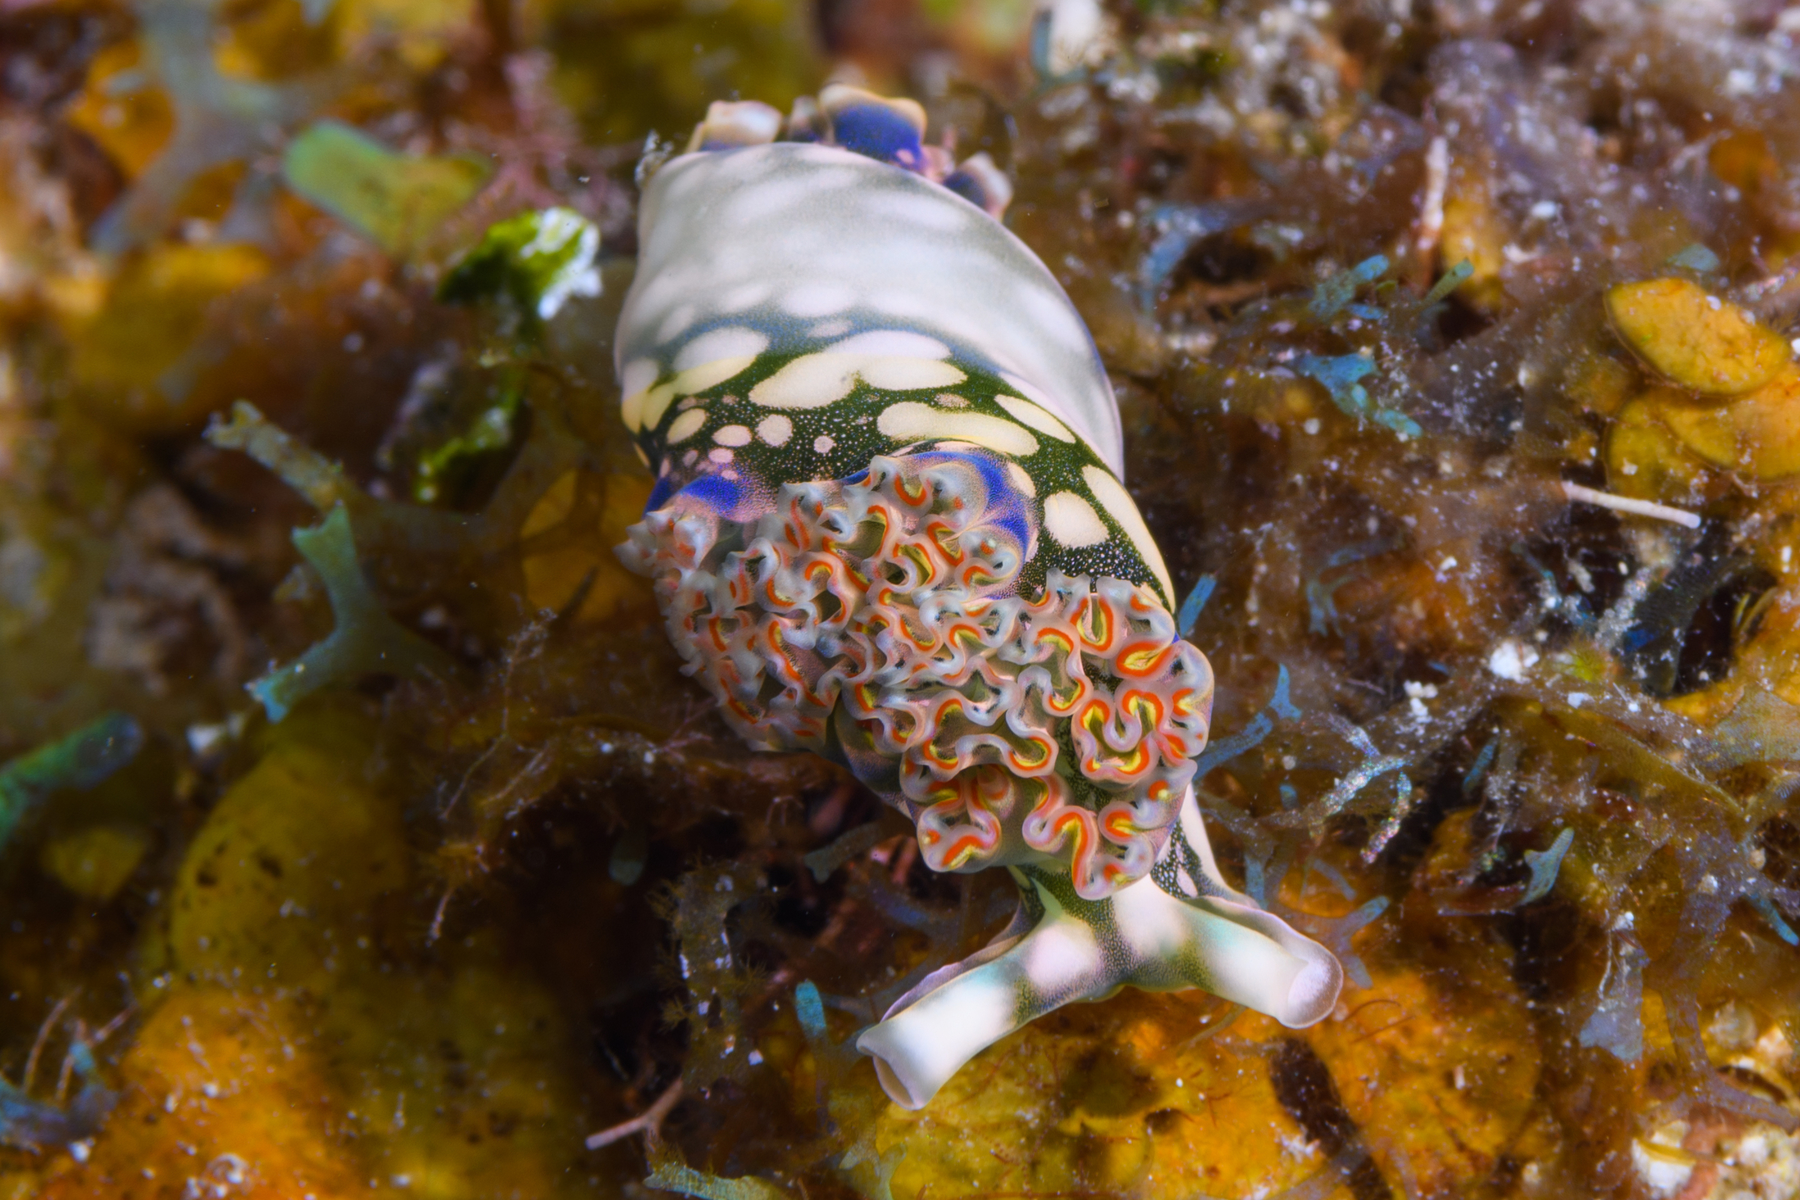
[671,473,746,518]
[830,102,923,171]
[645,470,679,513]
[911,449,1035,552]
[943,168,990,211]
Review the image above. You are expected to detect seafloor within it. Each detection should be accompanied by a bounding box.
[2,0,1800,1197]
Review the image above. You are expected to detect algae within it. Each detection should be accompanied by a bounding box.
[0,715,141,848]
[281,120,491,260]
[4,0,1800,1197]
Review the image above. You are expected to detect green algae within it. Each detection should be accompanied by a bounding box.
[0,715,142,849]
[282,120,491,259]
[241,505,459,721]
[86,0,333,254]
[646,1158,794,1200]
[413,205,605,503]
[439,207,603,330]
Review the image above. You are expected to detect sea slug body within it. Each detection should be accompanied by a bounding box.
[615,86,1342,1110]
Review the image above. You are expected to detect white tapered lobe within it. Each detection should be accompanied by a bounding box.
[854,790,1342,1110]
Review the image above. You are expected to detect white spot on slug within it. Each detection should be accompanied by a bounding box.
[713,424,752,447]
[877,401,1038,457]
[860,358,965,391]
[999,372,1058,414]
[751,353,964,409]
[672,355,758,399]
[674,327,768,373]
[756,414,793,446]
[667,408,707,444]
[641,352,756,433]
[638,382,679,432]
[619,357,658,432]
[1083,466,1173,602]
[996,395,1075,442]
[1019,907,1102,993]
[1043,491,1107,548]
[750,354,859,408]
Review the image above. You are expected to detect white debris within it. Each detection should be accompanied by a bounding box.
[1563,481,1701,529]
[1707,1001,1758,1051]
[1487,639,1540,681]
[1632,1125,1694,1198]
[1034,0,1113,75]
[1716,1122,1800,1200]
[1404,680,1439,722]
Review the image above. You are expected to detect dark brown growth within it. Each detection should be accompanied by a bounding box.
[1271,1038,1392,1200]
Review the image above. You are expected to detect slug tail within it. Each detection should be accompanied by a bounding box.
[857,789,1342,1110]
